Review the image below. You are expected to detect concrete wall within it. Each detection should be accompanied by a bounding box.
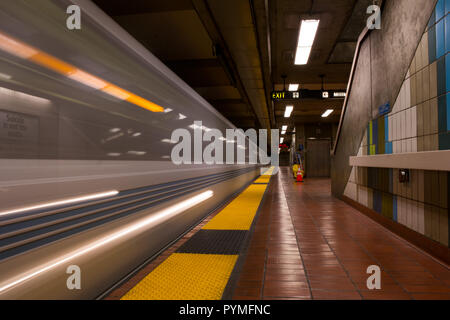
[332,0,438,196]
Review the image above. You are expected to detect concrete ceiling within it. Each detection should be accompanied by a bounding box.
[270,0,372,140]
[93,0,270,131]
[93,0,371,136]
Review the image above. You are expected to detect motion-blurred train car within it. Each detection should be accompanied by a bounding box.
[0,0,261,299]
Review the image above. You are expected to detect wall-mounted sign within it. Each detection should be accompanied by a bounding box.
[0,110,39,142]
[378,102,390,116]
[333,92,346,98]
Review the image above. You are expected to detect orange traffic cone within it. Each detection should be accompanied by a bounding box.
[296,168,304,182]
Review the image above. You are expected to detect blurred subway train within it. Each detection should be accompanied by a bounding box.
[0,0,262,299]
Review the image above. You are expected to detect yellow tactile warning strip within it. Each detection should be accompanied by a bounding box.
[119,167,275,300]
[121,253,238,300]
[202,184,267,230]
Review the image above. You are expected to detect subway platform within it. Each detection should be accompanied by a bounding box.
[105,168,450,300]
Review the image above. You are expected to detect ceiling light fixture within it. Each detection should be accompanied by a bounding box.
[284,106,294,118]
[321,109,334,118]
[288,84,299,91]
[294,20,320,65]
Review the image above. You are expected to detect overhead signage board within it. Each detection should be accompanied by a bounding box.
[272,90,346,101]
[271,91,300,100]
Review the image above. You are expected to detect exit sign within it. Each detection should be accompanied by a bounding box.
[271,91,300,100]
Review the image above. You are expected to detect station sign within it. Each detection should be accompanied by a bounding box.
[271,90,346,101]
[271,91,300,100]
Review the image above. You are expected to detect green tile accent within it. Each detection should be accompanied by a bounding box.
[438,94,447,133]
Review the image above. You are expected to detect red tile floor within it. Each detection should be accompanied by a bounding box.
[232,167,450,300]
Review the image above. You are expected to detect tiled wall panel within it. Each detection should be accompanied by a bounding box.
[344,2,450,248]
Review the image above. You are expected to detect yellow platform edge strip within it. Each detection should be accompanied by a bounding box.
[120,168,275,300]
[121,253,238,300]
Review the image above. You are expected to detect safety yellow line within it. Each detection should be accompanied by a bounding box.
[120,167,275,300]
[202,184,267,230]
[121,253,238,300]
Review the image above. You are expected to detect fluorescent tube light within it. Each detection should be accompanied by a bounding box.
[321,109,334,118]
[294,20,320,65]
[282,125,288,131]
[280,138,284,144]
[288,84,299,91]
[284,106,294,118]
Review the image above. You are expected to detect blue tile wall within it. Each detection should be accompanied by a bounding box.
[437,19,446,58]
[384,116,389,141]
[437,0,445,22]
[438,56,446,95]
[446,53,450,93]
[438,94,447,132]
[373,190,382,214]
[448,92,450,129]
[429,25,437,63]
[446,15,450,53]
[439,132,450,149]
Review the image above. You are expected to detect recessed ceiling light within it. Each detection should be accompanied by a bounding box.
[288,84,299,91]
[321,109,334,118]
[280,137,284,144]
[284,106,294,118]
[295,20,320,65]
[281,130,286,135]
[282,125,288,131]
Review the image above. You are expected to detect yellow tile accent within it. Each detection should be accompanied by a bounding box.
[202,184,267,230]
[121,253,238,300]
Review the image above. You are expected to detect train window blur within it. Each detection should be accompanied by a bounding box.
[0,1,232,161]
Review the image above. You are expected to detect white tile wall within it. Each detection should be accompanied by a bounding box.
[358,186,369,208]
[411,105,417,137]
[411,200,418,232]
[417,203,425,234]
[405,78,411,108]
[406,108,412,138]
[344,182,357,201]
[411,137,418,152]
[398,196,405,226]
[401,110,406,140]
